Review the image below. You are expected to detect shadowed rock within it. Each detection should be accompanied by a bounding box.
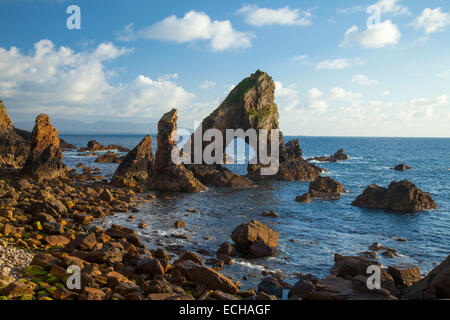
[231,220,278,257]
[394,164,411,171]
[351,179,437,212]
[78,140,130,153]
[0,101,29,168]
[184,164,252,187]
[151,109,206,193]
[111,135,153,189]
[308,149,349,163]
[21,114,66,180]
[95,152,123,164]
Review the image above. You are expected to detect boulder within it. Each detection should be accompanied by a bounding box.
[111,135,153,188]
[151,109,206,192]
[307,176,344,199]
[78,140,129,153]
[288,279,315,299]
[295,193,311,203]
[175,260,238,294]
[106,224,141,247]
[0,101,28,168]
[135,258,165,276]
[185,164,252,188]
[388,264,422,287]
[394,164,411,171]
[351,180,437,212]
[231,220,278,257]
[258,277,284,299]
[403,255,450,300]
[21,114,66,180]
[95,152,123,164]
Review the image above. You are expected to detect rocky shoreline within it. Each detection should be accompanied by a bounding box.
[0,71,448,301]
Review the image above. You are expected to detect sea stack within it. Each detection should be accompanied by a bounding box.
[0,100,29,168]
[151,109,206,193]
[21,114,65,180]
[352,179,437,212]
[111,135,153,189]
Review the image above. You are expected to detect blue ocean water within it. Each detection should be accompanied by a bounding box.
[61,134,450,289]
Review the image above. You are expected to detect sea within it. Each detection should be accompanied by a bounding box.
[60,134,450,290]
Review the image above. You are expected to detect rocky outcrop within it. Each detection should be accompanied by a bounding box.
[403,255,450,300]
[111,135,153,189]
[21,114,66,180]
[185,70,321,182]
[78,140,129,153]
[95,152,123,164]
[231,220,278,257]
[151,109,206,193]
[184,164,252,188]
[394,164,411,171]
[14,127,76,151]
[0,101,28,168]
[351,180,437,212]
[308,149,349,163]
[297,176,344,201]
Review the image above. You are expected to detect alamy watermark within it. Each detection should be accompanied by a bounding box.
[66,5,81,30]
[366,265,381,290]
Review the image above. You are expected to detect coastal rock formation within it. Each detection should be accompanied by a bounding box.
[186,70,321,182]
[110,135,153,189]
[78,140,129,153]
[151,109,206,193]
[14,127,76,151]
[0,101,29,168]
[184,164,252,188]
[295,176,344,202]
[95,152,123,164]
[231,220,278,257]
[403,255,450,300]
[21,114,66,180]
[351,179,437,212]
[387,264,422,287]
[394,164,411,171]
[308,149,349,163]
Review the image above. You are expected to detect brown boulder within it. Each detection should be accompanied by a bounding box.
[175,260,238,294]
[111,135,153,188]
[394,164,411,171]
[308,149,349,163]
[21,114,65,179]
[295,193,311,203]
[403,255,450,300]
[43,235,70,247]
[105,224,141,247]
[231,220,278,257]
[185,164,252,188]
[352,180,437,212]
[307,176,344,199]
[151,109,206,192]
[95,152,123,164]
[388,264,422,287]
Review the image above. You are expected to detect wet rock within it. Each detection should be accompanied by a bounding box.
[175,260,238,294]
[173,220,186,228]
[135,258,165,276]
[78,140,129,153]
[151,109,206,193]
[175,251,203,265]
[308,149,349,163]
[0,101,28,168]
[249,239,275,258]
[95,152,123,164]
[258,277,284,299]
[403,255,450,300]
[295,193,311,203]
[106,225,141,247]
[388,264,422,287]
[394,164,411,171]
[351,180,437,212]
[288,279,315,299]
[21,114,66,180]
[307,176,344,199]
[185,164,252,188]
[261,210,279,218]
[111,135,153,189]
[1,280,37,299]
[231,220,278,257]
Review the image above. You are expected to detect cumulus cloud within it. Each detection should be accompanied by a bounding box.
[413,8,450,34]
[341,20,401,48]
[237,5,312,26]
[316,58,363,70]
[372,0,409,16]
[352,74,379,85]
[292,54,308,61]
[118,11,254,51]
[329,87,363,101]
[274,81,300,112]
[0,39,195,122]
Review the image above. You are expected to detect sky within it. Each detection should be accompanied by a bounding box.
[0,0,449,137]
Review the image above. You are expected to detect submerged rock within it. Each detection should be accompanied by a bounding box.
[394,164,411,171]
[111,135,153,189]
[351,179,437,212]
[0,101,29,168]
[308,149,349,163]
[21,114,66,180]
[151,109,206,193]
[231,220,278,257]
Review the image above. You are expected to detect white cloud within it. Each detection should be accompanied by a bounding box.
[316,58,363,70]
[237,5,312,26]
[437,70,450,78]
[384,90,391,96]
[0,39,195,122]
[341,20,401,48]
[200,80,216,89]
[275,81,300,111]
[329,87,363,101]
[373,0,409,16]
[292,54,308,61]
[413,8,450,34]
[352,74,379,85]
[118,11,254,51]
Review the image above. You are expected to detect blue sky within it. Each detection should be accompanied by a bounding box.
[0,0,449,136]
